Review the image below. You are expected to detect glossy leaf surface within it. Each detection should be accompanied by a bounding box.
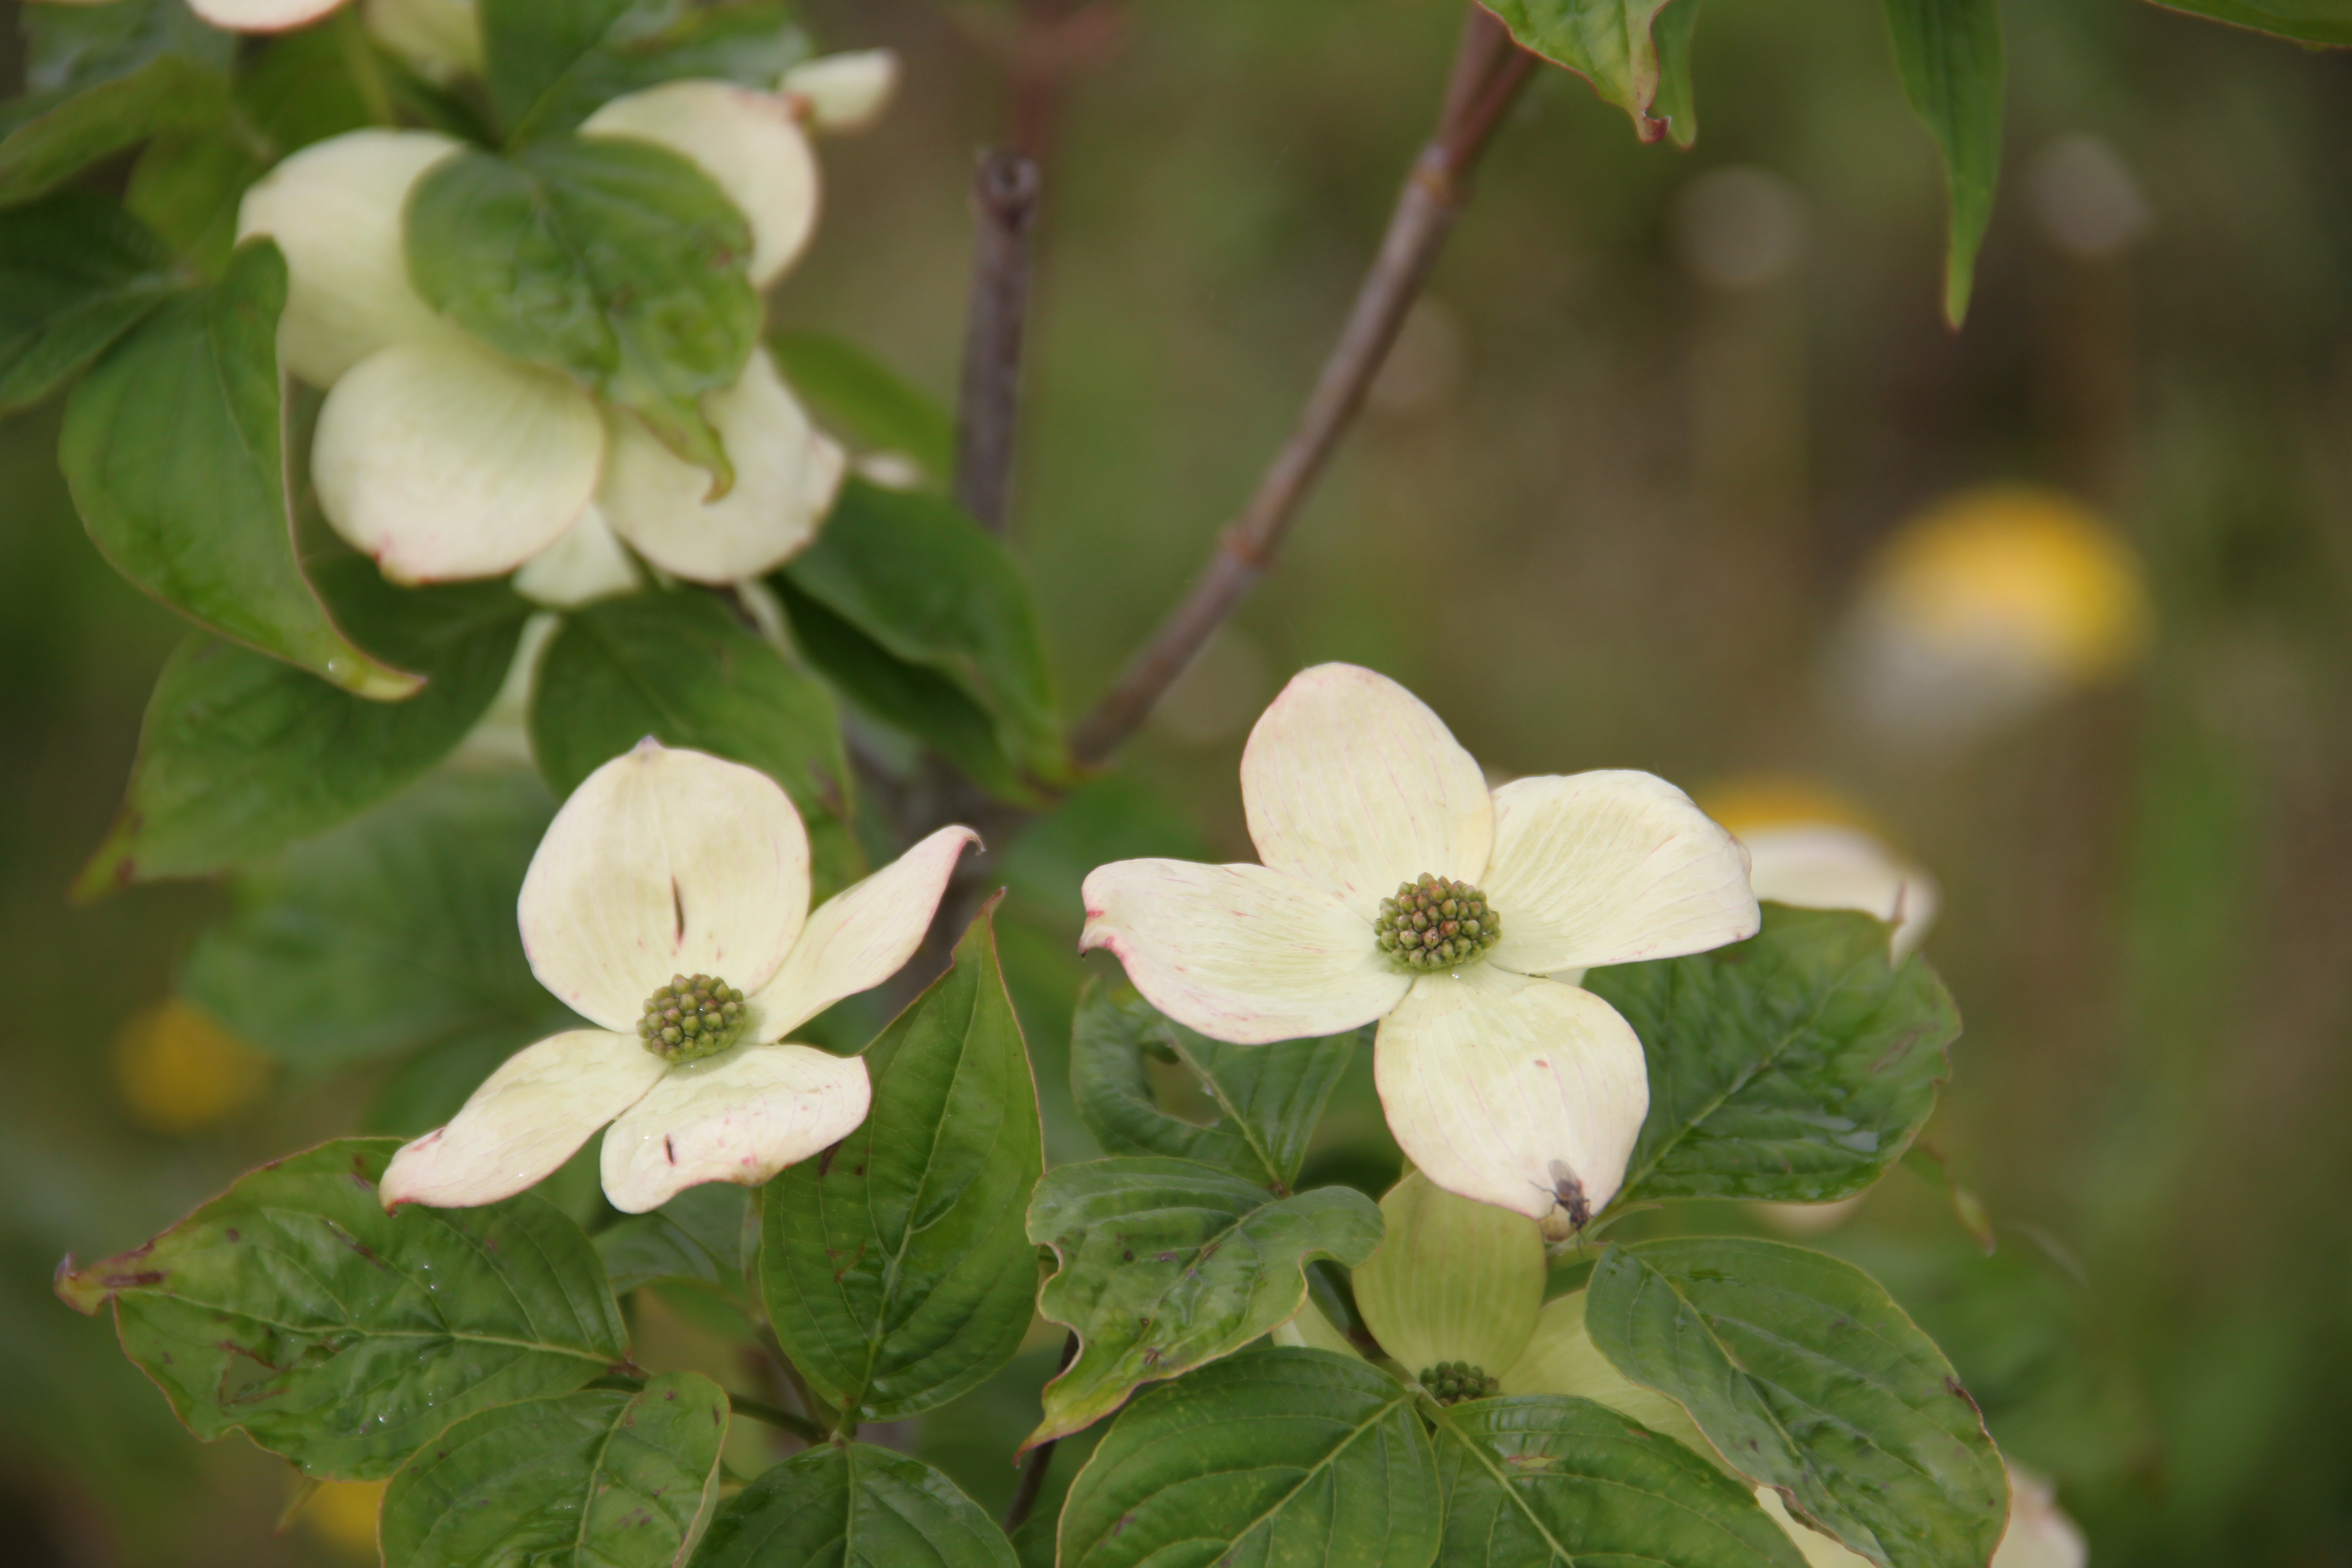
[2,0,231,204]
[180,771,571,1069]
[482,0,809,142]
[1585,1237,2008,1568]
[1433,1395,1805,1568]
[56,1139,626,1480]
[769,328,956,484]
[76,557,530,894]
[0,189,184,413]
[1481,0,1681,142]
[695,1443,1018,1568]
[1591,904,1960,1206]
[599,1183,756,1307]
[1059,1349,1440,1568]
[763,908,1043,1422]
[530,588,861,897]
[59,241,421,697]
[380,1372,728,1568]
[1028,1157,1383,1444]
[1070,980,1356,1195]
[406,136,760,482]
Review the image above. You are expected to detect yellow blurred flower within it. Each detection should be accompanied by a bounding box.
[1837,485,2151,745]
[110,1001,271,1134]
[303,1479,387,1555]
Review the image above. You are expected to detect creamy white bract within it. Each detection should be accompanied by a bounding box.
[1078,662,1758,1222]
[235,87,843,588]
[381,740,976,1214]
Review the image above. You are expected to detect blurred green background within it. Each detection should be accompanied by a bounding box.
[4,0,2348,1561]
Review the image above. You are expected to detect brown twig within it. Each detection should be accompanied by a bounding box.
[955,148,1044,537]
[1067,7,1535,767]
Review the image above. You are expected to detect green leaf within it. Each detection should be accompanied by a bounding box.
[180,770,570,1068]
[1027,1158,1383,1445]
[482,0,810,144]
[0,189,185,413]
[1479,0,1683,143]
[405,134,760,483]
[3,0,232,205]
[778,478,1066,798]
[1590,904,1961,1206]
[1433,1395,1807,1568]
[695,1443,1017,1568]
[381,1372,728,1568]
[59,240,423,697]
[599,1183,756,1305]
[1584,1237,2009,1568]
[2142,0,2352,43]
[1882,0,2004,325]
[75,556,531,894]
[529,588,862,899]
[1070,979,1355,1195]
[762,905,1044,1423]
[769,329,956,484]
[1059,1348,1441,1568]
[56,1138,628,1480]
[123,131,267,279]
[1652,0,1703,148]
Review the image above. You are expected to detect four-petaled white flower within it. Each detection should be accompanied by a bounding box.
[382,740,976,1214]
[1079,663,1758,1224]
[236,83,843,588]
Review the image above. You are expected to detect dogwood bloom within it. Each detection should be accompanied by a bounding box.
[236,86,843,587]
[1079,663,1756,1223]
[381,740,976,1214]
[1704,780,1940,962]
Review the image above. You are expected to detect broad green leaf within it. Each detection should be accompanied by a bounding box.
[381,1372,728,1568]
[770,328,956,484]
[599,1183,756,1306]
[696,1443,1017,1568]
[233,25,378,155]
[1070,979,1355,1195]
[123,132,266,279]
[179,771,571,1068]
[1590,904,1960,1206]
[1434,1396,1806,1568]
[2142,0,2352,42]
[778,478,1066,798]
[1480,0,1681,143]
[406,136,760,483]
[2,0,232,204]
[75,556,531,894]
[1585,1237,2008,1568]
[1059,1348,1440,1568]
[59,241,422,697]
[529,588,862,898]
[56,1139,627,1480]
[0,189,185,412]
[1027,1157,1383,1444]
[482,0,810,144]
[762,907,1044,1423]
[1882,0,2004,325]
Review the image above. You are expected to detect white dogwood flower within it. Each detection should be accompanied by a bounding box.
[235,84,843,588]
[1079,663,1757,1222]
[382,740,976,1214]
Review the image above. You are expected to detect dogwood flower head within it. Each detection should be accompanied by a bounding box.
[1704,780,1940,961]
[381,740,977,1214]
[1079,663,1757,1223]
[235,87,843,588]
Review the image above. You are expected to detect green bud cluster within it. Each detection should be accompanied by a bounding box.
[1420,1362,1499,1405]
[638,974,747,1063]
[1375,874,1502,972]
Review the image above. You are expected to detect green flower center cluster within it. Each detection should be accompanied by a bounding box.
[1375,875,1502,972]
[1420,1362,1499,1405]
[638,974,747,1063]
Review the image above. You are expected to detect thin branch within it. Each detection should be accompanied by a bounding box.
[1002,1332,1081,1533]
[954,148,1044,536]
[729,1391,828,1445]
[1068,7,1536,767]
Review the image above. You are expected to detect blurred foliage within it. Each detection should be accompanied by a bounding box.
[3,0,2349,1562]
